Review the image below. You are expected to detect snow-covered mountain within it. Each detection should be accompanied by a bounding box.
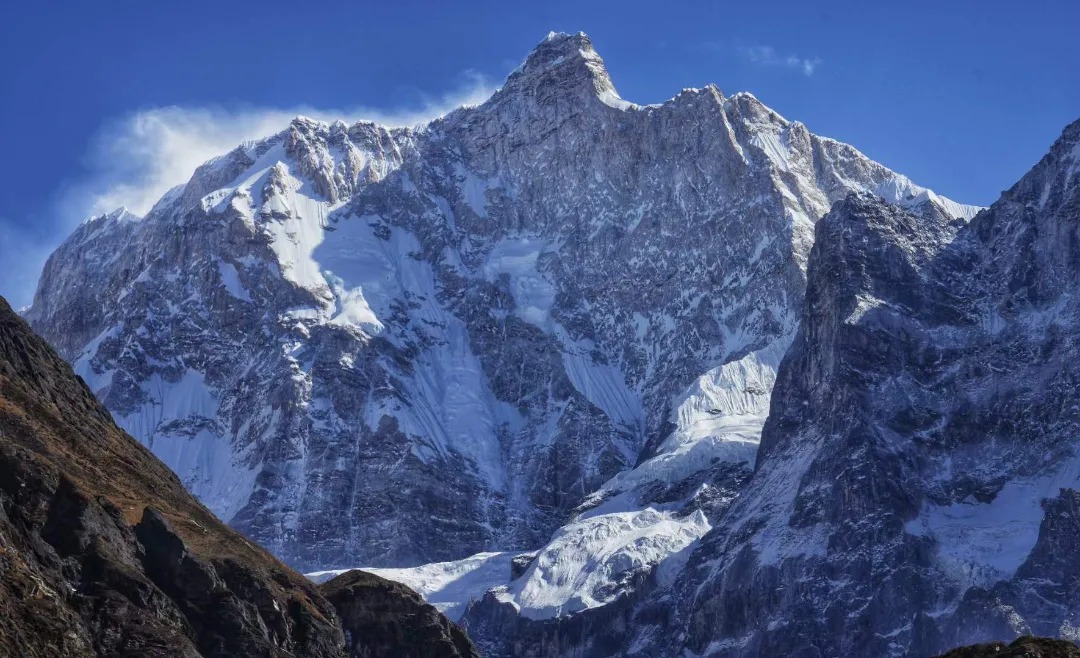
[446,119,1080,658]
[28,31,986,652]
[651,117,1080,658]
[471,118,1080,658]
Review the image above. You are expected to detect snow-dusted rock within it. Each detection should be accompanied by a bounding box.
[643,119,1080,658]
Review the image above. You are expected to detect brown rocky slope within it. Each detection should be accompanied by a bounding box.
[935,637,1080,658]
[0,295,476,657]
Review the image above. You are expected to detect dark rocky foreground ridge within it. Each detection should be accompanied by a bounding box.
[0,295,477,657]
[935,637,1080,658]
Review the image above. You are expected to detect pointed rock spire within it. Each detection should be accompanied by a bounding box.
[499,31,623,107]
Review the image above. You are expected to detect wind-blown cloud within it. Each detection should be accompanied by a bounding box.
[739,45,822,76]
[78,71,497,218]
[0,72,497,309]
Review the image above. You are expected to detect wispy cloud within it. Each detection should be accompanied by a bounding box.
[78,71,497,219]
[739,44,822,77]
[0,72,497,308]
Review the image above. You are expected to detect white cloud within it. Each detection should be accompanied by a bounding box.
[0,72,497,308]
[79,71,497,218]
[740,45,821,77]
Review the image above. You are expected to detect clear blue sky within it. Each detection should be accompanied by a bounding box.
[1,0,1078,307]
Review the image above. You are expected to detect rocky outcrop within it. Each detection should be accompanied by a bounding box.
[935,637,1080,658]
[320,570,478,658]
[0,295,474,657]
[461,567,661,658]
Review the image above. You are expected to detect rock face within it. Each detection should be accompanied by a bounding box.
[26,31,975,577]
[0,294,343,656]
[0,295,475,657]
[319,570,479,658]
[935,637,1080,658]
[652,120,1080,657]
[457,118,1080,658]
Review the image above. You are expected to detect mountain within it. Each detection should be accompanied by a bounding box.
[22,23,1078,658]
[454,117,1080,658]
[25,31,978,590]
[634,119,1080,657]
[0,294,477,657]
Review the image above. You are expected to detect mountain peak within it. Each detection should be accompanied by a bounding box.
[501,31,623,107]
[84,206,140,226]
[991,116,1080,215]
[543,30,587,43]
[532,31,596,61]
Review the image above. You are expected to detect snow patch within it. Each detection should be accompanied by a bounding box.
[586,340,787,511]
[875,175,982,221]
[556,325,643,430]
[307,551,517,621]
[907,454,1080,588]
[483,238,557,330]
[597,88,635,111]
[216,260,252,302]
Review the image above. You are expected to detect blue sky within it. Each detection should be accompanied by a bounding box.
[1,0,1078,307]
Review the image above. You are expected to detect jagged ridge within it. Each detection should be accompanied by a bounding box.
[659,119,1080,657]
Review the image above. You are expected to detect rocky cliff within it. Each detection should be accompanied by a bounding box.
[455,116,1080,658]
[658,120,1080,657]
[320,570,479,658]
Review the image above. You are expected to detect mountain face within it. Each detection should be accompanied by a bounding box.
[639,120,1080,657]
[0,295,477,657]
[26,31,978,584]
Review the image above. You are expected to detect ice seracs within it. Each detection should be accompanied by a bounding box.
[493,508,711,620]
